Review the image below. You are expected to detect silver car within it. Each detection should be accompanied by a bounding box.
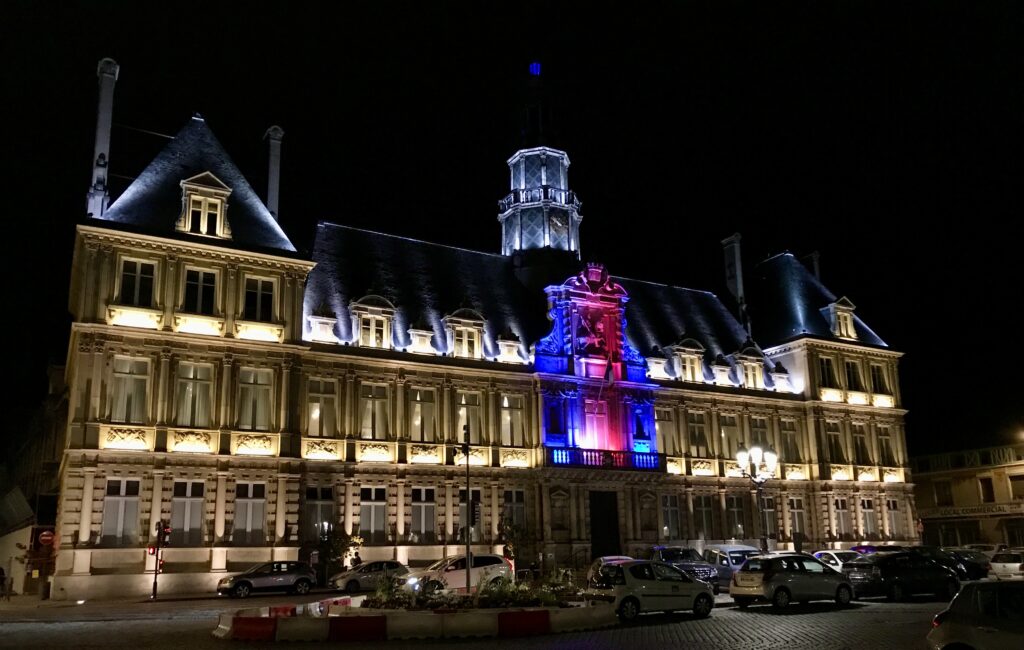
[330,560,409,593]
[216,561,316,598]
[928,581,1024,650]
[730,553,854,609]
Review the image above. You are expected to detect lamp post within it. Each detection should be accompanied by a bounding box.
[735,444,779,553]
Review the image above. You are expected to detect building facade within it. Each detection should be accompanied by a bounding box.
[52,60,918,600]
[912,444,1024,548]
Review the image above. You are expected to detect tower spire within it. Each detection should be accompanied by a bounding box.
[498,62,582,259]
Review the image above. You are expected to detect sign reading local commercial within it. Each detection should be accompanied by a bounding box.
[919,502,1024,518]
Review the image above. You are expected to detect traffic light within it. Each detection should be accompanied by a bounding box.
[156,521,172,547]
[147,545,156,556]
[158,558,165,573]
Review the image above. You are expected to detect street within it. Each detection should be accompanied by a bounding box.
[0,592,943,649]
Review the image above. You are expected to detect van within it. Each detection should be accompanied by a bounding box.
[702,544,760,591]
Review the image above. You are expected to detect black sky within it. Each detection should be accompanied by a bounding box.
[4,0,1022,457]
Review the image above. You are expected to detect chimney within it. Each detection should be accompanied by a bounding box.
[265,126,284,221]
[721,233,750,332]
[802,251,821,281]
[86,58,120,217]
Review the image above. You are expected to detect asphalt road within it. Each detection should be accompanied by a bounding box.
[0,591,945,649]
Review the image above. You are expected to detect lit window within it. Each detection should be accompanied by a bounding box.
[233,483,266,546]
[885,499,902,537]
[720,415,740,459]
[303,486,334,543]
[818,357,838,389]
[307,379,336,437]
[359,384,389,440]
[751,417,769,447]
[176,362,213,428]
[186,196,223,236]
[111,358,149,424]
[119,260,155,307]
[408,389,435,442]
[781,419,801,462]
[662,494,681,539]
[453,327,481,358]
[238,368,273,431]
[852,424,872,465]
[183,269,217,315]
[410,487,436,543]
[870,364,889,394]
[834,498,852,538]
[243,278,274,322]
[743,362,764,389]
[359,315,388,348]
[456,392,481,444]
[726,495,745,538]
[680,355,703,382]
[845,361,864,391]
[877,426,897,466]
[655,409,679,456]
[500,395,525,446]
[171,481,205,546]
[360,486,387,544]
[825,421,845,462]
[788,498,806,537]
[101,478,140,547]
[861,499,877,537]
[836,311,856,339]
[687,411,709,458]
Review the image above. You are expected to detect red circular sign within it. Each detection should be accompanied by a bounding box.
[38,531,54,546]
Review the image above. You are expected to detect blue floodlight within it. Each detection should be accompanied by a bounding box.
[529,62,541,76]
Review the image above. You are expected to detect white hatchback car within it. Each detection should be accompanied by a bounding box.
[590,559,714,621]
[404,554,512,594]
[989,550,1024,580]
[814,550,863,573]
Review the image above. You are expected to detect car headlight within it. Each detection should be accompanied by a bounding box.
[406,576,419,585]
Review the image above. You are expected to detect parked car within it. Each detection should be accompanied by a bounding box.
[648,546,720,593]
[814,550,863,572]
[850,544,908,555]
[910,546,969,580]
[942,548,991,580]
[217,561,317,598]
[590,559,714,621]
[731,553,853,609]
[702,544,760,592]
[988,550,1024,580]
[967,543,1009,558]
[404,554,512,594]
[842,551,959,601]
[330,560,409,593]
[586,555,633,587]
[927,580,1024,650]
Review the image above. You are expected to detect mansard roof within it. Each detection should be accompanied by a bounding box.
[749,252,887,348]
[96,116,297,254]
[307,223,754,361]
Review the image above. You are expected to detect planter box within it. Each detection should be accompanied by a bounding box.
[440,610,499,638]
[549,606,594,633]
[385,610,445,639]
[276,617,329,641]
[498,609,550,636]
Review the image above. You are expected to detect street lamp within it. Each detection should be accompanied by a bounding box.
[735,443,779,553]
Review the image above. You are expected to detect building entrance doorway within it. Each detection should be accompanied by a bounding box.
[589,491,621,559]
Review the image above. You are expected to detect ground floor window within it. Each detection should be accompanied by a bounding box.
[861,499,878,538]
[170,480,205,546]
[885,498,903,538]
[662,494,681,539]
[303,486,335,543]
[360,486,387,544]
[101,478,140,546]
[694,495,715,540]
[788,497,806,542]
[410,487,436,544]
[761,496,776,539]
[233,483,266,546]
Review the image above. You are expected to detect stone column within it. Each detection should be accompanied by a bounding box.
[282,274,295,341]
[709,408,721,460]
[718,489,728,539]
[655,490,666,541]
[219,355,234,429]
[214,471,228,541]
[685,489,695,541]
[541,483,552,541]
[780,491,792,544]
[78,244,97,320]
[162,255,177,330]
[279,360,291,434]
[879,494,890,538]
[149,470,165,541]
[224,264,237,337]
[156,350,171,426]
[491,482,500,541]
[442,382,452,442]
[90,343,105,421]
[445,482,455,537]
[484,385,495,446]
[95,246,113,322]
[79,470,96,544]
[343,373,354,437]
[344,481,354,535]
[825,491,837,545]
[395,379,405,441]
[395,480,406,540]
[275,475,288,542]
[569,484,579,540]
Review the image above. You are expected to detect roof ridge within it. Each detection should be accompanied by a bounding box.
[612,274,716,296]
[316,221,506,258]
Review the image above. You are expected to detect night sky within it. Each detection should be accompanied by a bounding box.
[4,1,1021,459]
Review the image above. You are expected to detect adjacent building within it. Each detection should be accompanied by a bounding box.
[52,59,918,600]
[912,443,1024,548]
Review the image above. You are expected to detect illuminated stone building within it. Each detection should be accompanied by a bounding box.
[52,60,918,599]
[912,444,1024,548]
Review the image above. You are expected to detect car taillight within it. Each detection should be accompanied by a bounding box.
[932,610,949,628]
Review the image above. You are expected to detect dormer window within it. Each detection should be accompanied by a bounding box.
[177,172,232,239]
[349,295,395,349]
[680,355,703,382]
[827,297,858,340]
[443,309,486,359]
[742,362,764,389]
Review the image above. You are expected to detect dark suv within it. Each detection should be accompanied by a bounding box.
[842,551,959,601]
[648,546,720,593]
[217,561,317,598]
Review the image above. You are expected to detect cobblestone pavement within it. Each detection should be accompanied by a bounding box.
[0,594,943,649]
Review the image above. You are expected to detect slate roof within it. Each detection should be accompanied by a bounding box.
[96,116,297,254]
[748,253,887,348]
[306,223,755,361]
